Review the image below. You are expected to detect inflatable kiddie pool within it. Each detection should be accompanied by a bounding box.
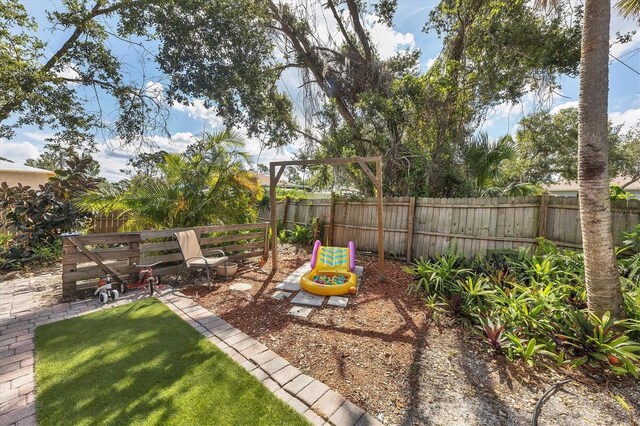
[300,240,358,296]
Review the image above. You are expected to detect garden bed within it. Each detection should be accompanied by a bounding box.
[181,245,639,425]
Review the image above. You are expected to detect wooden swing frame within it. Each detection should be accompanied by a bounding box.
[269,156,385,281]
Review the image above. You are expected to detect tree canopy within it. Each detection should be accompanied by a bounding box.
[2,0,585,196]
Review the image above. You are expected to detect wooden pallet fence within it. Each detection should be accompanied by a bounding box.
[61,222,269,300]
[258,196,640,260]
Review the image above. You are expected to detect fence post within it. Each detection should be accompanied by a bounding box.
[62,237,78,300]
[328,196,336,245]
[263,222,270,260]
[537,193,549,238]
[406,197,416,263]
[128,234,141,283]
[282,196,291,229]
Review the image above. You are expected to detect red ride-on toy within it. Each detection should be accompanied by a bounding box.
[122,262,163,295]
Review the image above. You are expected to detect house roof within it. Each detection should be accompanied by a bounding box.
[253,172,287,187]
[0,160,55,175]
[546,177,640,191]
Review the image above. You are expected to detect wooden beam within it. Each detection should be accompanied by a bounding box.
[375,158,385,281]
[273,165,286,187]
[270,156,382,167]
[356,157,380,190]
[270,164,279,270]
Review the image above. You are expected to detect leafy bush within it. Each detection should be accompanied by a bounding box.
[0,157,97,269]
[406,246,640,377]
[279,223,314,245]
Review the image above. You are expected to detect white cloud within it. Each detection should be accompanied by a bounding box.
[551,100,579,114]
[0,139,41,164]
[143,81,164,103]
[610,10,640,57]
[172,99,224,129]
[364,15,415,59]
[425,57,437,69]
[55,65,80,81]
[609,108,640,133]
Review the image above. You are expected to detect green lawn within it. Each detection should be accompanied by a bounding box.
[34,298,308,426]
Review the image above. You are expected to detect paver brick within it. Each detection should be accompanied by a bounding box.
[16,413,37,426]
[225,332,250,345]
[0,361,20,375]
[329,400,365,426]
[0,388,19,404]
[221,346,238,357]
[303,409,325,426]
[232,337,259,352]
[355,413,383,426]
[230,352,246,363]
[215,326,242,340]
[251,349,278,365]
[297,380,329,406]
[0,351,31,368]
[271,364,301,386]
[286,397,309,415]
[240,342,267,359]
[11,372,33,389]
[311,389,346,419]
[239,359,256,371]
[283,374,314,395]
[0,402,35,425]
[274,387,293,403]
[250,368,269,381]
[262,378,280,392]
[0,366,32,383]
[261,356,289,375]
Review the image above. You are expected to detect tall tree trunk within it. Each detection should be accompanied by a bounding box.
[578,0,625,318]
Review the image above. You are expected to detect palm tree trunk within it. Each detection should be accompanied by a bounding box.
[578,0,625,318]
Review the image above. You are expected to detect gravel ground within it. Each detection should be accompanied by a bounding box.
[2,247,638,425]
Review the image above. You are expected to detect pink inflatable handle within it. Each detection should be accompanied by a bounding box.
[348,241,355,272]
[310,240,322,269]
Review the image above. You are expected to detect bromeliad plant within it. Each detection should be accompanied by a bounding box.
[407,242,640,377]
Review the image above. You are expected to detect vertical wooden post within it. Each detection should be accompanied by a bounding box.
[376,159,385,281]
[537,192,549,238]
[128,234,141,283]
[282,196,291,229]
[263,222,269,260]
[406,196,416,263]
[270,164,278,270]
[313,217,320,241]
[328,195,336,246]
[62,237,78,300]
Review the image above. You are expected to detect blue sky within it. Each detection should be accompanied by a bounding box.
[1,1,638,181]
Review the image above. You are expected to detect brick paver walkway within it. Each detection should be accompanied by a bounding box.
[0,280,381,426]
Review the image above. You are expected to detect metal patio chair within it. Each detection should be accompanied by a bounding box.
[174,229,228,290]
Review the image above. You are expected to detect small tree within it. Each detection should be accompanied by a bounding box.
[77,130,264,230]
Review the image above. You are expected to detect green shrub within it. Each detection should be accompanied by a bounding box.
[0,157,97,269]
[406,248,640,377]
[279,223,314,245]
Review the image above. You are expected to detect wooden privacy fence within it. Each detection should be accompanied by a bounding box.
[61,222,269,300]
[259,196,640,261]
[90,213,129,234]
